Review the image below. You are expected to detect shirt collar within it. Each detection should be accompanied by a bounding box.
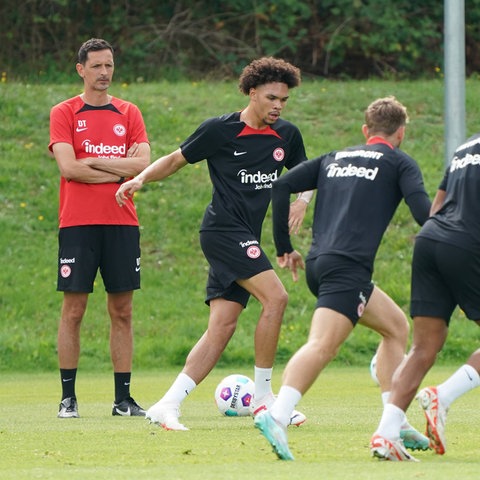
[366,136,394,149]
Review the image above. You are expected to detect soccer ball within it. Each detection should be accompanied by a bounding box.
[370,353,380,386]
[214,374,255,417]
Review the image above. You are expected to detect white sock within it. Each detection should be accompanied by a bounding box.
[254,366,273,399]
[160,372,196,405]
[381,390,413,430]
[270,385,302,428]
[374,403,406,441]
[437,364,480,409]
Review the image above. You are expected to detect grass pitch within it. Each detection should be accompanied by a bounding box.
[2,366,479,479]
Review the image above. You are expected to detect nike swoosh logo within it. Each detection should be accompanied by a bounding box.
[135,267,140,272]
[114,407,131,416]
[76,127,88,132]
[62,378,73,382]
[234,151,247,156]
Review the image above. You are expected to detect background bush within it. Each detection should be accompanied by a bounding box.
[1,0,479,82]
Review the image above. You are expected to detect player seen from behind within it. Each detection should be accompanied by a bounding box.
[371,131,480,461]
[254,96,431,460]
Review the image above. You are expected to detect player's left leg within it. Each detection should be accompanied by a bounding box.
[360,286,429,450]
[269,307,353,427]
[255,307,352,458]
[359,286,409,392]
[237,269,288,371]
[108,290,145,416]
[281,307,353,395]
[238,270,305,426]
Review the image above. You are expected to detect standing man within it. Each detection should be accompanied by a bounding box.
[116,57,310,430]
[254,96,431,460]
[371,133,480,461]
[49,38,150,418]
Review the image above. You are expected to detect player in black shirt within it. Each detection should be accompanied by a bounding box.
[371,133,480,461]
[116,57,311,430]
[254,96,431,460]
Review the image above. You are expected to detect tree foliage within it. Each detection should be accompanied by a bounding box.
[0,0,478,81]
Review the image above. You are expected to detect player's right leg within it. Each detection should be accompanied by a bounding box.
[254,411,294,460]
[237,269,288,376]
[416,386,448,454]
[57,226,99,418]
[57,292,88,418]
[146,298,243,430]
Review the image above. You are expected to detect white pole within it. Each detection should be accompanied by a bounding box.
[444,0,466,165]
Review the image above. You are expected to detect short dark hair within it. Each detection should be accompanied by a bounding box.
[238,57,301,95]
[77,38,114,65]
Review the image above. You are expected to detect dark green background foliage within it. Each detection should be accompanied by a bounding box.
[2,0,480,82]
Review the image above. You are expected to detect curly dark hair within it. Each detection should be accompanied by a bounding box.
[238,57,301,95]
[77,38,114,65]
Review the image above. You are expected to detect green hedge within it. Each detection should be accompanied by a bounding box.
[1,0,479,82]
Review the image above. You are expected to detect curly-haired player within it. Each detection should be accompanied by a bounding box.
[116,57,312,430]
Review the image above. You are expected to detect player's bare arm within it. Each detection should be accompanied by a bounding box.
[288,190,313,234]
[82,142,150,177]
[116,148,188,206]
[53,142,119,183]
[430,189,446,216]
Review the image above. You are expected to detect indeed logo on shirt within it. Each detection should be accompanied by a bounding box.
[326,162,379,181]
[81,139,126,157]
[450,153,480,172]
[237,169,278,185]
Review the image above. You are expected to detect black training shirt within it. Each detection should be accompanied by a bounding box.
[272,138,430,273]
[419,132,480,254]
[181,111,307,238]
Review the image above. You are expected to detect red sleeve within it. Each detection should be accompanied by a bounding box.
[49,96,85,151]
[49,102,74,151]
[127,103,149,146]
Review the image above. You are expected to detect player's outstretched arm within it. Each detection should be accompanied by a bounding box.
[115,148,187,206]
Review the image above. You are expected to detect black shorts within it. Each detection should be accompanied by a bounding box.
[57,225,141,294]
[305,254,374,325]
[200,230,273,307]
[410,237,480,324]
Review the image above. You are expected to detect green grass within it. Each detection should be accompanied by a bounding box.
[2,367,480,479]
[1,79,480,372]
